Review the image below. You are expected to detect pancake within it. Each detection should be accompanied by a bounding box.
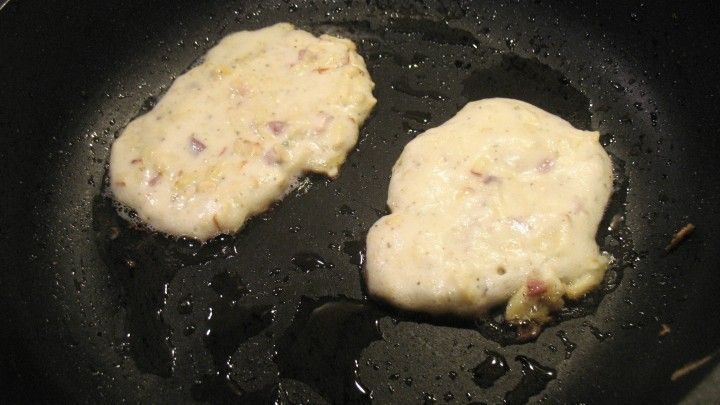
[110,23,376,240]
[366,98,613,323]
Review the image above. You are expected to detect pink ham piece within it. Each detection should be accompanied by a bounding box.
[267,121,286,135]
[190,136,206,154]
[526,279,547,298]
[537,158,555,173]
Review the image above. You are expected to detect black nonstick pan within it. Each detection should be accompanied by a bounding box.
[2,0,720,403]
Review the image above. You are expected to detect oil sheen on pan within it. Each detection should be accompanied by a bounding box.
[366,98,613,324]
[110,23,376,240]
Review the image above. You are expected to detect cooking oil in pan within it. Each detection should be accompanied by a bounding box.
[504,356,557,405]
[472,351,509,388]
[274,297,384,403]
[90,12,640,404]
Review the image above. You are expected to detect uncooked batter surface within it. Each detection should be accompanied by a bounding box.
[366,98,613,322]
[110,23,376,240]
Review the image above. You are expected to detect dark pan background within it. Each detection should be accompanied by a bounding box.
[1,0,720,403]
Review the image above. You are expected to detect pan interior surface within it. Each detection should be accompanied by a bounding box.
[1,0,719,403]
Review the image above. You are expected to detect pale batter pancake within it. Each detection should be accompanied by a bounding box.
[366,98,613,323]
[110,23,376,240]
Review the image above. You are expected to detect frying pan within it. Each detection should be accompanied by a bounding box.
[2,0,719,403]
